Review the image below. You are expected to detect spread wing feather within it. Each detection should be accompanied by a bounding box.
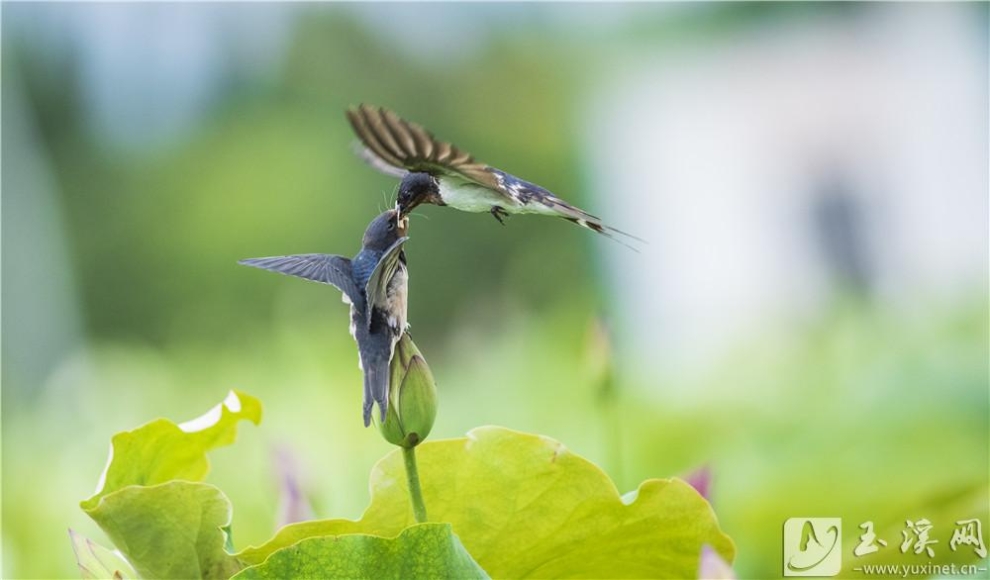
[346,104,500,190]
[239,254,364,309]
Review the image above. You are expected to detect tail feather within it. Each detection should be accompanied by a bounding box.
[540,196,644,249]
[562,216,643,252]
[362,359,390,427]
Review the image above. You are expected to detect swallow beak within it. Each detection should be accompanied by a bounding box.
[398,214,409,235]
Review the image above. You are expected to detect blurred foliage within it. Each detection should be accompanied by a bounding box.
[11,8,596,352]
[2,4,988,580]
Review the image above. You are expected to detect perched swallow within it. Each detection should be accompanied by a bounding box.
[346,104,638,243]
[240,210,409,426]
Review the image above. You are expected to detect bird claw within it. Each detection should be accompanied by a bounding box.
[490,206,508,225]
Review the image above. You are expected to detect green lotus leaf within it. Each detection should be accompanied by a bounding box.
[232,523,487,579]
[239,426,735,578]
[85,481,241,579]
[81,389,261,511]
[80,390,261,579]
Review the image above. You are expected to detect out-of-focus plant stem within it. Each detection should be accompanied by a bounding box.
[588,318,624,490]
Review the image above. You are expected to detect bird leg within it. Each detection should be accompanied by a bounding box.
[490,206,509,225]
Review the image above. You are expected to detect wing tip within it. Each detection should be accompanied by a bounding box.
[347,102,375,114]
[238,257,267,267]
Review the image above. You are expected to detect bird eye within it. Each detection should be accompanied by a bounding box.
[388,221,395,231]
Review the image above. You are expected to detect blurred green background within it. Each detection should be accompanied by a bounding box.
[2,3,987,579]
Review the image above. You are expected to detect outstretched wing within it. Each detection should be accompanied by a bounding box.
[346,104,501,190]
[364,236,408,330]
[239,254,363,308]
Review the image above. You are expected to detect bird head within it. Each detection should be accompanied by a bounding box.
[362,209,408,252]
[396,172,441,217]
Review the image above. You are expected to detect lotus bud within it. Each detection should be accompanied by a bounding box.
[375,334,437,448]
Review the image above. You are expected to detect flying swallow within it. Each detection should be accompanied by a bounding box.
[346,104,639,244]
[240,210,409,426]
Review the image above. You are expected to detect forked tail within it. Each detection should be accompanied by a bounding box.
[362,360,390,427]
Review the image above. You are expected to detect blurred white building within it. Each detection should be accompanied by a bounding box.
[585,4,988,392]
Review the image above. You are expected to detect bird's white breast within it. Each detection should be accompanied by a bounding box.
[385,266,408,333]
[439,180,517,213]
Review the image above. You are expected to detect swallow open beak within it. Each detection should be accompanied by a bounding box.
[398,213,409,235]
